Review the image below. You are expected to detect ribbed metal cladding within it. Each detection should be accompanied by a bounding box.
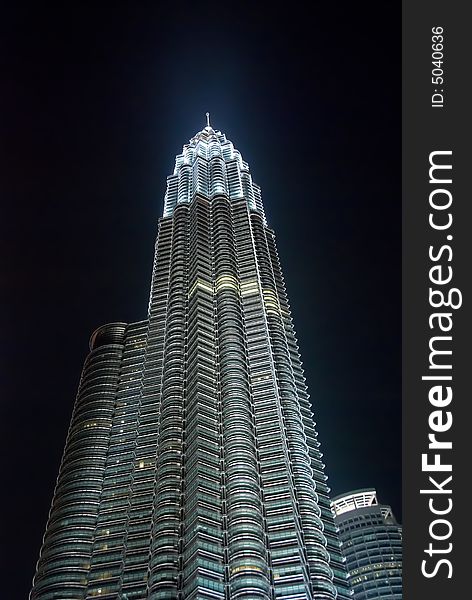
[181,197,223,600]
[31,124,350,600]
[213,197,271,600]
[250,212,335,599]
[149,204,189,598]
[31,324,126,599]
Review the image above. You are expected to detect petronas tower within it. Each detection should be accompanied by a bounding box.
[31,119,350,600]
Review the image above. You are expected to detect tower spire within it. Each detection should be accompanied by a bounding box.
[205,112,210,128]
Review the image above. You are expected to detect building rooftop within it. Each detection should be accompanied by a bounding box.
[331,489,378,517]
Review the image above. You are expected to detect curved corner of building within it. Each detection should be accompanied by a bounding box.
[89,322,128,351]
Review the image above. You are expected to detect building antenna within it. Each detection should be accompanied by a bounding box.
[206,112,210,128]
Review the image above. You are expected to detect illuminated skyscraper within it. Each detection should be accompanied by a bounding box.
[331,489,402,599]
[31,119,350,600]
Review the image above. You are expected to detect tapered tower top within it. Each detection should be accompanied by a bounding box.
[163,119,266,224]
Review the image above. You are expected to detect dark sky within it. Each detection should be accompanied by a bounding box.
[2,2,400,596]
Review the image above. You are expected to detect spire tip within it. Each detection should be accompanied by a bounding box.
[205,112,210,128]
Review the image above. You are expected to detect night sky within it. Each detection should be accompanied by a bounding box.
[2,3,400,597]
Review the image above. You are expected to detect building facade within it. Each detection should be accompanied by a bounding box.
[331,489,402,600]
[31,121,350,600]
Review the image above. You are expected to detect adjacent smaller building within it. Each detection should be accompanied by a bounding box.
[331,489,402,600]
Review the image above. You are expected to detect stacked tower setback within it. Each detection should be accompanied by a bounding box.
[31,122,351,600]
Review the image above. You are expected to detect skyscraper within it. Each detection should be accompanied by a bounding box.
[331,489,402,599]
[31,119,350,600]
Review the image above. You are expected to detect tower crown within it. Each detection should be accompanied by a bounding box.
[331,489,378,517]
[163,120,266,223]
